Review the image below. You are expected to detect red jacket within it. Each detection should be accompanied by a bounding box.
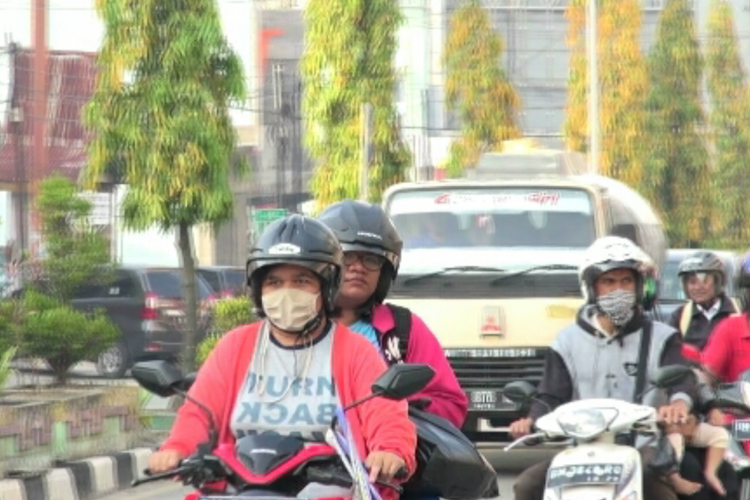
[371,304,468,428]
[161,322,417,498]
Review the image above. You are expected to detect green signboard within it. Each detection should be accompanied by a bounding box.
[249,208,288,242]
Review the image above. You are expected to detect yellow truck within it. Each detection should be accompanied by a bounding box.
[381,146,667,444]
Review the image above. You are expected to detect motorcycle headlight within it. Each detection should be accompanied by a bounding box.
[556,408,608,439]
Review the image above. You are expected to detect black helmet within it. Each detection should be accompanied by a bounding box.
[737,252,750,289]
[318,200,403,305]
[678,251,726,295]
[247,214,343,318]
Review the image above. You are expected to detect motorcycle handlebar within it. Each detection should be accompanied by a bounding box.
[133,461,409,490]
[394,467,408,480]
[132,464,184,487]
[503,431,546,452]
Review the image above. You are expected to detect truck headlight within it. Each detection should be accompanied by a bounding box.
[557,408,608,439]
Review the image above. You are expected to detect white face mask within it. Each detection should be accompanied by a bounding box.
[262,288,321,333]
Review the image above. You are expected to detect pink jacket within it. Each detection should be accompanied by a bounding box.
[371,304,468,428]
[161,322,416,500]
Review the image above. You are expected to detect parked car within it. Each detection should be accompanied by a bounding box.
[197,266,246,298]
[655,249,739,322]
[10,265,218,377]
[78,266,218,377]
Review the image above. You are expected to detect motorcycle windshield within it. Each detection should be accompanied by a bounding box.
[329,406,382,500]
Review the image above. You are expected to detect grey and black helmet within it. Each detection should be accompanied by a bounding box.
[677,251,726,295]
[247,214,343,318]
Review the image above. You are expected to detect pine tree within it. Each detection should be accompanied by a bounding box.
[563,0,648,186]
[301,0,411,206]
[84,0,247,371]
[706,0,750,248]
[443,0,521,178]
[643,0,710,247]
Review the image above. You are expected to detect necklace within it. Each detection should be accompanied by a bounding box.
[255,320,315,404]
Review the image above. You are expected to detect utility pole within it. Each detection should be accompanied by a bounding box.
[31,0,49,256]
[586,0,600,175]
[270,63,288,209]
[360,103,372,201]
[8,42,27,254]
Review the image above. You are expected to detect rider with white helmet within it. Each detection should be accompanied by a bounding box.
[510,236,695,500]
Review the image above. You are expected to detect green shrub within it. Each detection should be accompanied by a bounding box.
[0,299,22,355]
[0,345,17,391]
[19,290,119,385]
[197,296,254,367]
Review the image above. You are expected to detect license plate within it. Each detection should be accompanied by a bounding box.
[466,389,517,411]
[547,464,624,488]
[733,420,750,441]
[445,348,538,358]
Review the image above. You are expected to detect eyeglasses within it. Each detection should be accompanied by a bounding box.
[343,252,385,271]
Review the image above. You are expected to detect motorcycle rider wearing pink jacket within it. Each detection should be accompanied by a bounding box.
[318,200,468,429]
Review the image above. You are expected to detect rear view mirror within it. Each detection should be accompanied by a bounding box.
[651,365,693,389]
[131,360,186,398]
[502,381,537,404]
[175,372,197,392]
[371,363,436,400]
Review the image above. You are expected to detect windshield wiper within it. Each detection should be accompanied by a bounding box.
[489,264,579,286]
[401,266,507,286]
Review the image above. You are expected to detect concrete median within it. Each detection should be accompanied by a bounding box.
[0,448,153,500]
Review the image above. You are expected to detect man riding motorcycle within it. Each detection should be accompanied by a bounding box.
[317,199,468,428]
[669,251,739,351]
[148,215,417,500]
[510,236,694,500]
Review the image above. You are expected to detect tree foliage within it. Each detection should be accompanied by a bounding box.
[19,291,118,385]
[36,174,114,301]
[196,296,253,367]
[563,0,648,186]
[706,0,750,248]
[85,0,247,371]
[643,0,710,247]
[302,0,411,207]
[5,176,119,385]
[443,0,521,178]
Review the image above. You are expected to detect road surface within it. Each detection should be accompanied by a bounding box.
[100,474,519,500]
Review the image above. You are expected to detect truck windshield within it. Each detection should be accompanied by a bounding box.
[387,187,596,250]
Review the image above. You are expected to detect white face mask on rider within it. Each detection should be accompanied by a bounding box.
[597,289,636,326]
[262,288,321,332]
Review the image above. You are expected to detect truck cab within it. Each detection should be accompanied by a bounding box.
[381,147,667,444]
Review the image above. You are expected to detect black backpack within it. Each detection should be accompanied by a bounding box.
[379,303,412,366]
[377,304,499,499]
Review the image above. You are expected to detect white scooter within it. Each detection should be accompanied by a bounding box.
[502,365,693,500]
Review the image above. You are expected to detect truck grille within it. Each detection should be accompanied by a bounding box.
[448,349,547,389]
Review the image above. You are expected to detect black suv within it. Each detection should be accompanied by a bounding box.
[72,266,216,377]
[197,266,246,298]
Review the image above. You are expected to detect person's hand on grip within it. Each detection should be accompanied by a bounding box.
[657,400,689,425]
[148,449,183,473]
[509,417,534,439]
[365,451,406,483]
